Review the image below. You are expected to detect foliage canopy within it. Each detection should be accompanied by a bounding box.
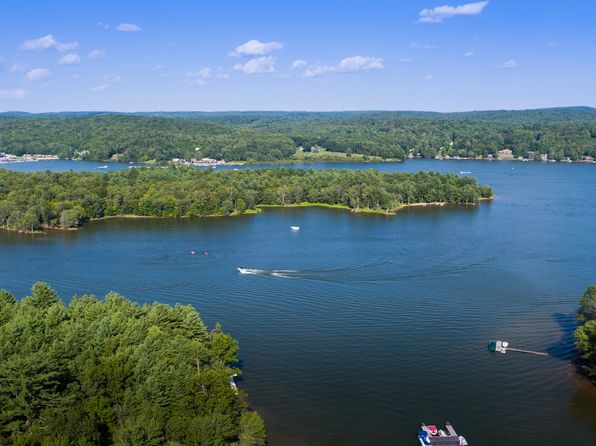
[0,167,493,232]
[0,283,265,445]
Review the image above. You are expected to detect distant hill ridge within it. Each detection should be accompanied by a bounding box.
[2,106,596,123]
[1,107,595,163]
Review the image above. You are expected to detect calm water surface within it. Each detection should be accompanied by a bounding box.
[1,160,596,445]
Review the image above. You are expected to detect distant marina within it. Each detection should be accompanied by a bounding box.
[0,153,59,164]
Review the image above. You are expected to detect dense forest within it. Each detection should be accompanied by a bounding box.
[1,107,595,162]
[575,286,596,381]
[0,282,266,445]
[0,167,492,232]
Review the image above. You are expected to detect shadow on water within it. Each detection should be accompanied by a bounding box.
[570,379,596,442]
[546,312,579,361]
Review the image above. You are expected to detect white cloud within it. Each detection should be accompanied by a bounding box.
[425,74,434,80]
[188,68,212,79]
[418,1,489,23]
[20,34,56,51]
[234,56,276,74]
[117,23,141,32]
[291,59,307,70]
[9,62,27,73]
[303,64,335,78]
[88,49,107,60]
[500,59,518,68]
[58,53,81,65]
[91,75,121,92]
[25,68,51,81]
[19,34,79,53]
[301,56,384,78]
[188,68,212,85]
[336,56,384,72]
[56,41,79,52]
[0,88,27,99]
[91,83,109,91]
[231,39,283,57]
[410,42,437,49]
[464,51,475,57]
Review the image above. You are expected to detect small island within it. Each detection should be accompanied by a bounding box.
[0,167,493,233]
[0,283,266,445]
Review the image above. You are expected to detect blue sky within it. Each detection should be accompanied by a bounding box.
[1,0,594,112]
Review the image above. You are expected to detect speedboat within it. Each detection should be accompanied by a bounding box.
[290,226,300,231]
[418,422,468,445]
[237,267,260,275]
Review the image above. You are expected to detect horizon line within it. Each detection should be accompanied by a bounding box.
[1,105,595,115]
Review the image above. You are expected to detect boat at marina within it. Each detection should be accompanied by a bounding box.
[417,422,468,445]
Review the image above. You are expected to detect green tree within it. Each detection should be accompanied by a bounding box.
[238,412,267,446]
[60,209,79,228]
[574,285,596,380]
[578,286,596,322]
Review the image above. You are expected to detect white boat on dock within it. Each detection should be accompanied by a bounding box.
[229,374,238,393]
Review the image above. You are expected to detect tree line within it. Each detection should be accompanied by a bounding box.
[1,108,595,162]
[575,286,596,381]
[0,167,493,232]
[0,282,266,445]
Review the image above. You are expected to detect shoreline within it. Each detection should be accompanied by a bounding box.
[0,197,493,235]
[2,155,596,167]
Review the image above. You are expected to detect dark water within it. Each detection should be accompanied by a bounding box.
[1,160,596,445]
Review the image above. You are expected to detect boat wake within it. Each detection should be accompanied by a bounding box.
[237,257,494,282]
[237,267,298,278]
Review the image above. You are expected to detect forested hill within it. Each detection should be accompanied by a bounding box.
[0,283,266,445]
[1,107,595,162]
[0,167,493,232]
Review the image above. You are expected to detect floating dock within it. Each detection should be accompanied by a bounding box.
[488,340,548,356]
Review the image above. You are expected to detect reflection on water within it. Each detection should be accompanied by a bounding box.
[1,160,596,445]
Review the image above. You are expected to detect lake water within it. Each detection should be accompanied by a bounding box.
[1,159,596,445]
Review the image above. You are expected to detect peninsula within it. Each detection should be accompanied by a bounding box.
[0,167,493,233]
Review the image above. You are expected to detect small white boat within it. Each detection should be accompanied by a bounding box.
[229,374,238,393]
[96,165,108,169]
[459,171,471,174]
[290,226,300,231]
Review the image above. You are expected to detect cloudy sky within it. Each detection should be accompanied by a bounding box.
[0,0,594,112]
